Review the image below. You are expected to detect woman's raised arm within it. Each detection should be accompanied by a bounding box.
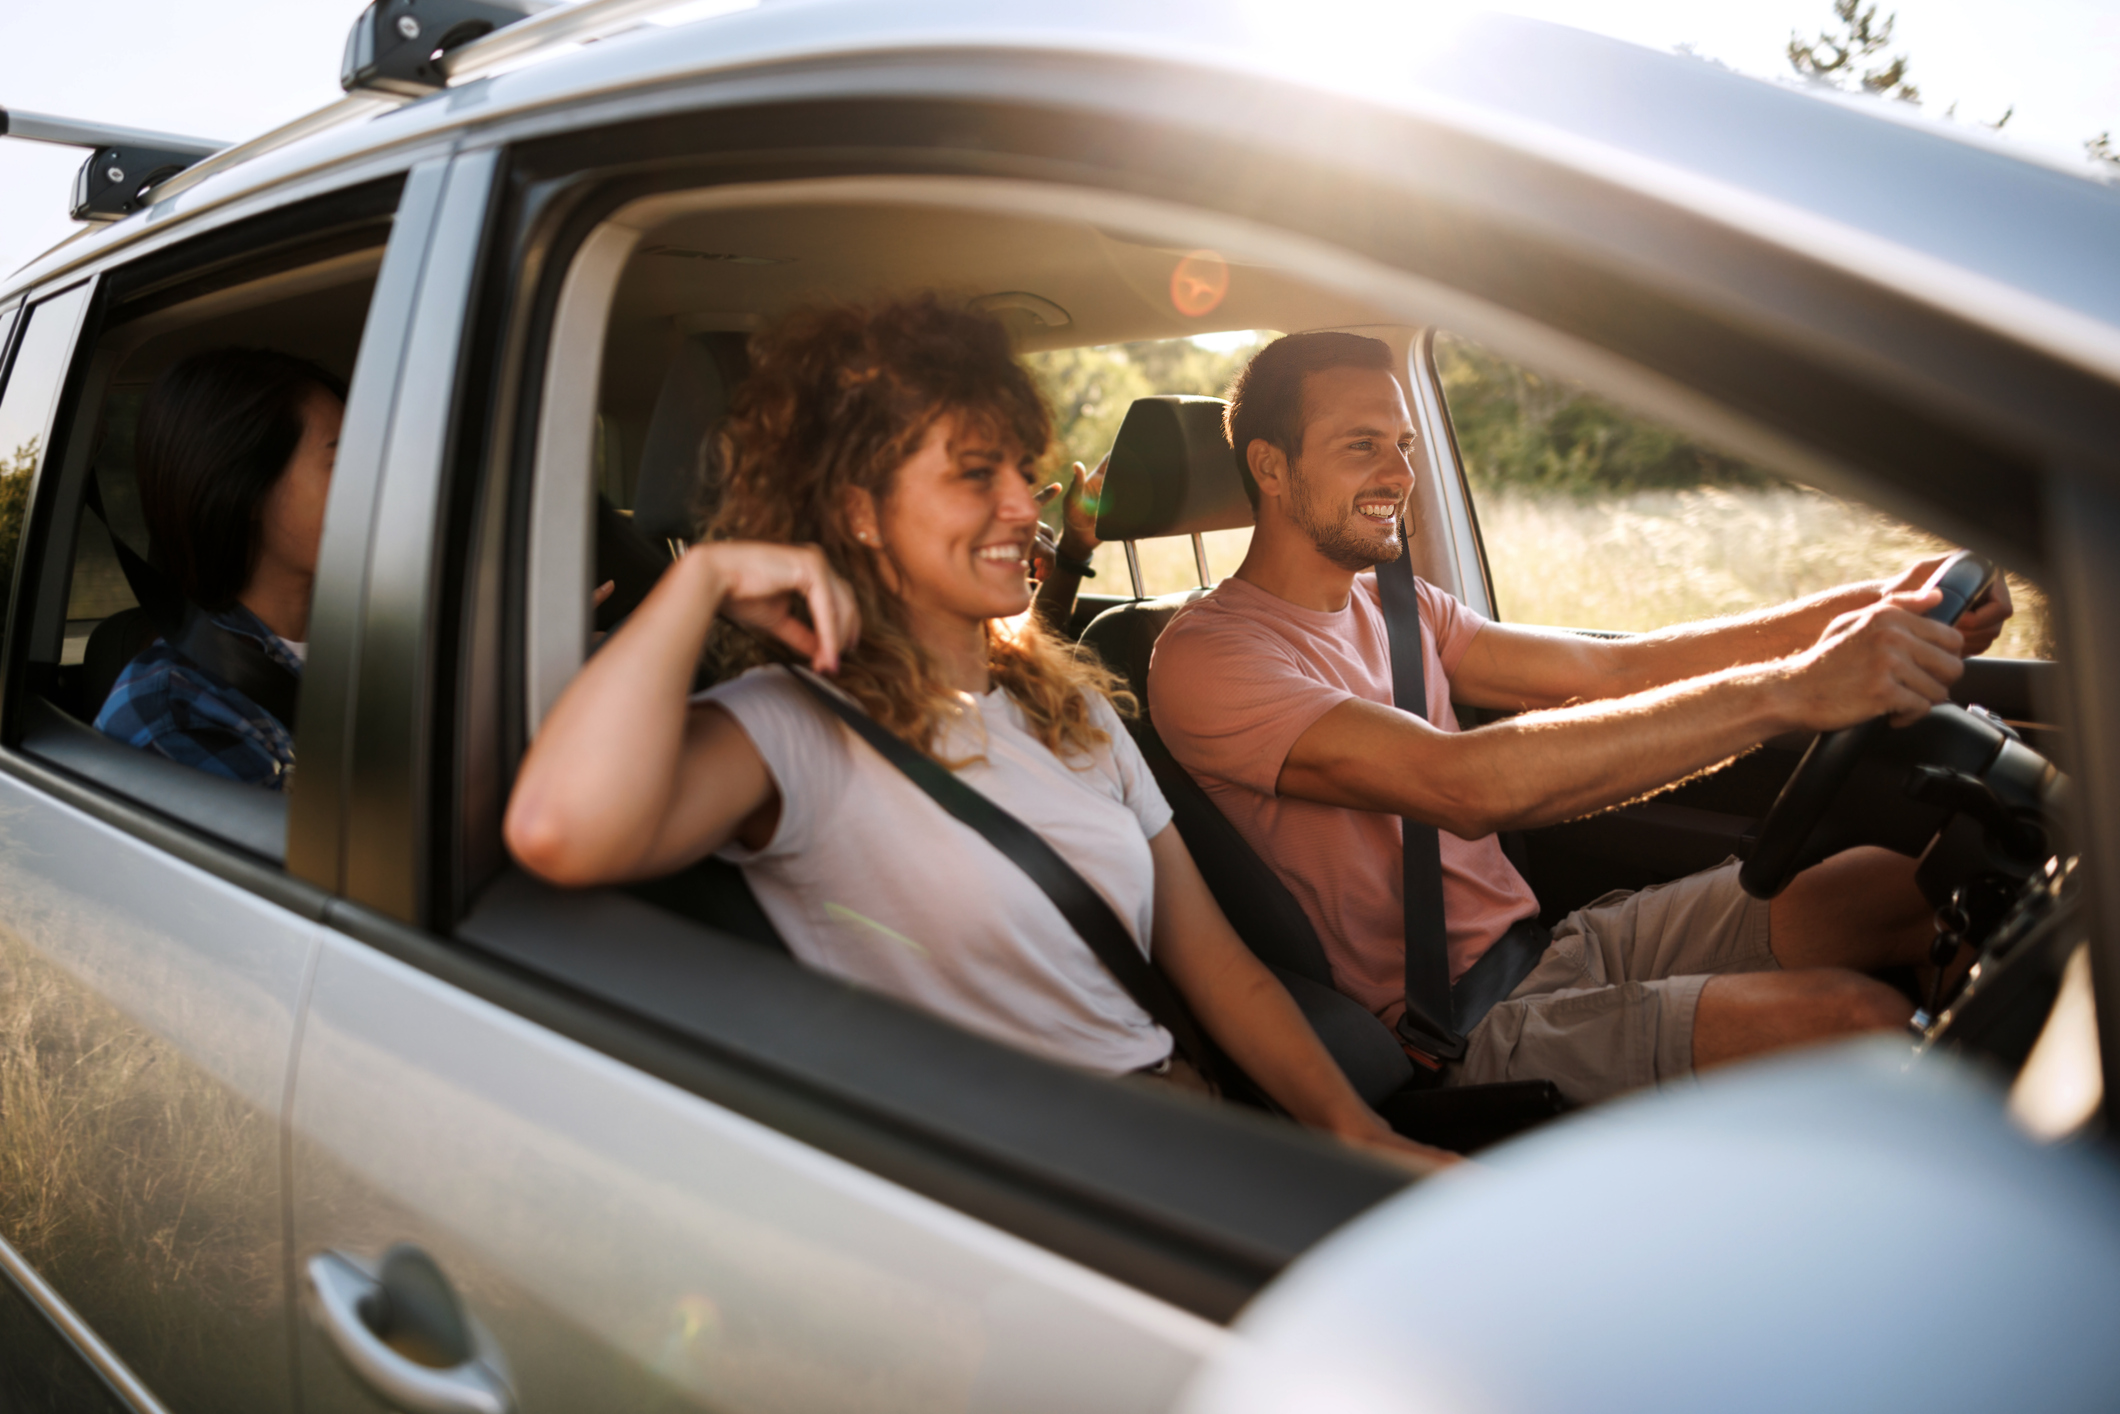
[505,542,858,886]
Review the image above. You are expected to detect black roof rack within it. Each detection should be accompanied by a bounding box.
[0,107,228,222]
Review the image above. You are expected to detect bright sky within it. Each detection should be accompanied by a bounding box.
[2,0,2115,283]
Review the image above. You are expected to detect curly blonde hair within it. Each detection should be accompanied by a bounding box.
[705,296,1130,761]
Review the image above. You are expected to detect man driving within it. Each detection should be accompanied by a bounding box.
[1149,332,2013,1103]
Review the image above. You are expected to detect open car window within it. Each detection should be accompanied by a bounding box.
[4,183,399,865]
[1432,329,2055,662]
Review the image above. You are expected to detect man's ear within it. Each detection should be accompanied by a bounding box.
[1247,439,1289,502]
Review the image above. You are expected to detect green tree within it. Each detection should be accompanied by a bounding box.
[1433,336,1769,496]
[0,440,37,605]
[1023,334,1267,476]
[1788,0,1920,103]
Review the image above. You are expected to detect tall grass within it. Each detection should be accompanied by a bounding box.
[1478,486,2052,660]
[0,930,287,1411]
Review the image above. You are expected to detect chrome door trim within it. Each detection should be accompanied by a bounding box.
[0,1227,172,1414]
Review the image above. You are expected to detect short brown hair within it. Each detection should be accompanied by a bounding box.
[1225,331,1394,507]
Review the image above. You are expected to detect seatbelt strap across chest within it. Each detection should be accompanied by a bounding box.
[1377,539,1550,1066]
[1374,541,1463,1060]
[790,668,1229,1086]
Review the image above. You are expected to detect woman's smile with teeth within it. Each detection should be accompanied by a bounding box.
[975,543,1027,562]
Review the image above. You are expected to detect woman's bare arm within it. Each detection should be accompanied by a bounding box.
[505,542,858,886]
[1146,826,1458,1174]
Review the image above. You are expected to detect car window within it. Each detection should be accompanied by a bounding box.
[0,285,92,651]
[1433,330,2054,660]
[1025,333,1271,596]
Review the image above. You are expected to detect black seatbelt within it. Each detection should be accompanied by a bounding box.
[1376,538,1548,1064]
[1374,539,1462,1060]
[791,668,1228,1085]
[82,473,302,731]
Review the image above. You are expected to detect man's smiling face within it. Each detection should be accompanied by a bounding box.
[1281,365,1419,572]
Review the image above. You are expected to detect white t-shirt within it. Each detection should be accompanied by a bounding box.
[700,666,1176,1074]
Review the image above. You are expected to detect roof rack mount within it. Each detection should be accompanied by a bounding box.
[0,107,229,223]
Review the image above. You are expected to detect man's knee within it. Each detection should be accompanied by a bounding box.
[1694,969,1911,1069]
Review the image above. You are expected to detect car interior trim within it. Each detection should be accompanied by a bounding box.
[524,217,638,739]
[0,1226,171,1414]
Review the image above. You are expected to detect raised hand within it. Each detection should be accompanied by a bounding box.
[701,542,860,673]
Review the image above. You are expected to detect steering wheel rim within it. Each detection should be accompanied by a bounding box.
[1738,552,1996,900]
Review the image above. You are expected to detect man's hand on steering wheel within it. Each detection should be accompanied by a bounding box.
[1783,588,1967,731]
[1884,554,2014,656]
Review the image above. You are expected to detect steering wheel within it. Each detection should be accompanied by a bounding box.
[1739,552,1998,900]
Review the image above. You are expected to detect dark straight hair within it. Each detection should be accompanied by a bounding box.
[135,348,347,610]
[1224,331,1395,507]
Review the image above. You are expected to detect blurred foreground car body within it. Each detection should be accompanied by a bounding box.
[0,3,2115,1411]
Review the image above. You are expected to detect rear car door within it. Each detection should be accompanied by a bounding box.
[0,172,419,1410]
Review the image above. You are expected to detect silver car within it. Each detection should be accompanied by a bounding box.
[1,4,2115,1412]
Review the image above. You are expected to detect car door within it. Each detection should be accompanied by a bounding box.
[0,175,422,1413]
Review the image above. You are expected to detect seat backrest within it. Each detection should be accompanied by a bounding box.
[1078,395,1338,990]
[632,331,751,544]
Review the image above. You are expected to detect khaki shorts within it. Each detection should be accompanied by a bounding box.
[1446,860,1776,1105]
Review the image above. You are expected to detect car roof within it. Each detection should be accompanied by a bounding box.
[10,4,2118,377]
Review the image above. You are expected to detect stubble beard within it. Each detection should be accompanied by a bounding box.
[1287,457,1403,573]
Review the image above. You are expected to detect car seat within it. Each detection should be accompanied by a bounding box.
[1080,396,1567,1146]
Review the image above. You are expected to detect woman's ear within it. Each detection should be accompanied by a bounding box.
[842,485,882,548]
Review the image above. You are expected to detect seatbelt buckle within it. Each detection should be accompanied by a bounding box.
[1394,1010,1468,1065]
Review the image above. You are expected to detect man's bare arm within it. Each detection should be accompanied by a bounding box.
[1280,590,1966,838]
[1451,555,2014,713]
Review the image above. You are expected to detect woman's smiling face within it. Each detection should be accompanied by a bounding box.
[861,411,1043,630]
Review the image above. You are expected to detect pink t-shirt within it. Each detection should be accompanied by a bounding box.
[1148,573,1540,1021]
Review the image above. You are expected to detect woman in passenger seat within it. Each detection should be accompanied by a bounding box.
[95,349,342,790]
[507,296,1452,1172]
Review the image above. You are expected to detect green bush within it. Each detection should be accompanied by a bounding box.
[1434,333,1773,495]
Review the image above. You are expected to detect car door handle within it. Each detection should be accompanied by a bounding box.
[305,1247,515,1414]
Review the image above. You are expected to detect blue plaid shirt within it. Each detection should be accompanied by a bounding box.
[94,604,301,791]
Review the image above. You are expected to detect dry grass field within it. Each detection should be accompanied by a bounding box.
[1086,486,2052,660]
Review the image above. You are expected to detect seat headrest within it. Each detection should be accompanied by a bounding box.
[1094,395,1251,542]
[634,333,749,543]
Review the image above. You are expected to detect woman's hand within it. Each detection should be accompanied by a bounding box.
[1328,1115,1465,1177]
[703,541,861,673]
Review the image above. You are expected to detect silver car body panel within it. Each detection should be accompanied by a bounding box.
[0,771,322,1411]
[289,930,1221,1414]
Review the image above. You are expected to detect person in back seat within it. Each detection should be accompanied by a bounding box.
[96,349,343,790]
[1149,332,2014,1105]
[507,297,1452,1171]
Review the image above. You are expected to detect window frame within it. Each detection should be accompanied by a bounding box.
[0,173,417,912]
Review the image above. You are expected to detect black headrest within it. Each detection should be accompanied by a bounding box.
[634,332,750,543]
[1094,395,1251,542]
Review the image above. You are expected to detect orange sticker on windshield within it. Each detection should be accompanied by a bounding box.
[1170,251,1231,318]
